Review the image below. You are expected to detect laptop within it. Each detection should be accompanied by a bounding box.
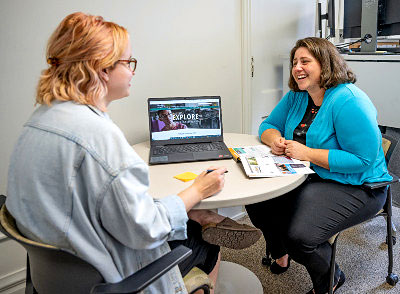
[147,96,233,164]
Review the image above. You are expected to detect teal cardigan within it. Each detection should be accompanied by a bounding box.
[259,83,392,185]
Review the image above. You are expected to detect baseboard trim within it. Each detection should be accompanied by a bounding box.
[0,269,26,293]
[0,233,8,243]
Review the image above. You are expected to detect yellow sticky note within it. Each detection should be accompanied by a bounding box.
[174,172,198,182]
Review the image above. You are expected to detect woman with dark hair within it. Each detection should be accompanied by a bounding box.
[245,37,392,294]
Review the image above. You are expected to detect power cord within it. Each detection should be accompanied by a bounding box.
[335,34,372,49]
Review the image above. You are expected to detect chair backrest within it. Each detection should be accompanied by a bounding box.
[382,134,400,207]
[382,134,398,164]
[0,202,104,294]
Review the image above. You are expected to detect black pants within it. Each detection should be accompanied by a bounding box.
[245,174,387,294]
[168,219,220,277]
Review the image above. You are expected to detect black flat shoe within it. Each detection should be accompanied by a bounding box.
[334,271,346,293]
[305,271,346,294]
[270,257,291,274]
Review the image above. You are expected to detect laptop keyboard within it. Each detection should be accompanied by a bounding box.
[153,142,226,155]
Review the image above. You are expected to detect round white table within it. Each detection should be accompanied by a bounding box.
[133,133,309,294]
[133,132,308,210]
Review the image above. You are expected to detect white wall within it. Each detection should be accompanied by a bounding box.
[0,0,316,292]
[248,0,316,134]
[0,0,242,195]
[0,0,242,291]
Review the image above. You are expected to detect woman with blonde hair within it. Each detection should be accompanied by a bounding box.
[6,12,260,294]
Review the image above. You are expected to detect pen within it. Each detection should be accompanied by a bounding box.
[206,169,228,174]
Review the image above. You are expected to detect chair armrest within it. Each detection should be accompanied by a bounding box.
[362,173,399,190]
[0,195,5,208]
[0,195,8,236]
[90,245,192,294]
[0,195,7,208]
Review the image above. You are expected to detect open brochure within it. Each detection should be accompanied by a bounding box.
[229,145,315,178]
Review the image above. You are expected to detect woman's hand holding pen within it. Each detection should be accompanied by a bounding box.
[193,166,227,200]
[178,166,227,211]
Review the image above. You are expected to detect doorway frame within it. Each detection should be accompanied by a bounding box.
[241,0,252,135]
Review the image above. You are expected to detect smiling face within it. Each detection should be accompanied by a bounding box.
[292,47,322,94]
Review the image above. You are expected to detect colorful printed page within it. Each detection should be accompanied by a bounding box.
[231,145,315,177]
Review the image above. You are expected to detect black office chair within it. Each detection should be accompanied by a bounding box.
[327,134,399,293]
[260,134,399,292]
[0,195,211,294]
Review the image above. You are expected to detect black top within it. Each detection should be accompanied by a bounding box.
[293,95,320,145]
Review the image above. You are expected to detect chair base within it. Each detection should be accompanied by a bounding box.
[386,273,399,286]
[215,261,263,294]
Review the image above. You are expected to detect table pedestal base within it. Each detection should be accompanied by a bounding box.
[215,261,263,294]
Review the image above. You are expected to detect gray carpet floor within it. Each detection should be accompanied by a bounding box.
[221,207,400,294]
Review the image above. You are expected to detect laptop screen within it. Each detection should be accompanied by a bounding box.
[148,96,222,142]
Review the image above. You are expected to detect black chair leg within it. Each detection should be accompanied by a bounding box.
[261,255,272,266]
[25,255,34,294]
[328,235,339,294]
[384,216,397,246]
[24,255,39,294]
[385,188,399,286]
[261,246,272,266]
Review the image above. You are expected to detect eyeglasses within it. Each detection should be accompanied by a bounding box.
[118,57,137,72]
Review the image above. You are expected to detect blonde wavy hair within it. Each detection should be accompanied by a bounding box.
[36,12,128,106]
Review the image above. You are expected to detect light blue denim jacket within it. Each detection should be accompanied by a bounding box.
[6,101,189,293]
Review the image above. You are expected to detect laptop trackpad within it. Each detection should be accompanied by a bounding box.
[169,153,195,162]
[194,151,221,160]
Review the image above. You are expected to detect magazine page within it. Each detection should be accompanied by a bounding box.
[230,145,315,177]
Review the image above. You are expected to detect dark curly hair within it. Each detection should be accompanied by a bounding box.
[288,37,356,92]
